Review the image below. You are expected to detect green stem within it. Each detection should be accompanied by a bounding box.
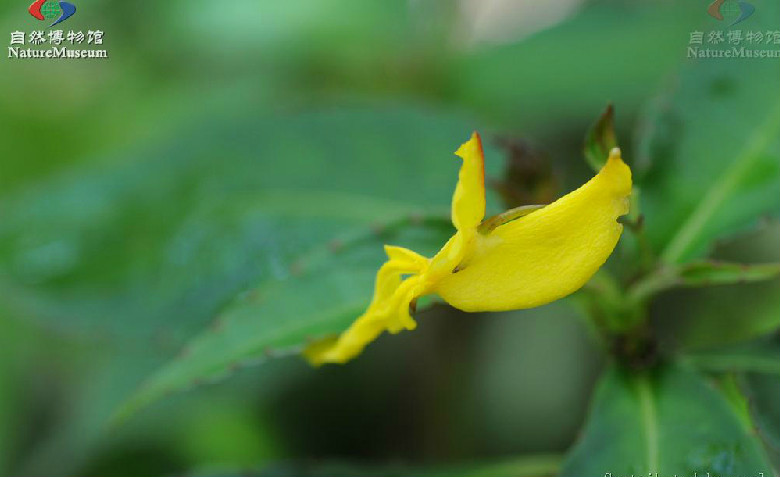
[683,354,780,375]
[635,374,660,473]
[627,266,677,307]
[581,270,631,332]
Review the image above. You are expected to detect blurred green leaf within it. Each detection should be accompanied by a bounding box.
[115,217,451,421]
[174,401,280,468]
[189,454,561,477]
[560,364,773,476]
[452,2,701,130]
[0,106,503,420]
[684,339,780,376]
[0,322,19,474]
[583,104,617,172]
[0,106,498,343]
[655,278,780,351]
[740,372,780,456]
[652,222,780,350]
[637,1,780,263]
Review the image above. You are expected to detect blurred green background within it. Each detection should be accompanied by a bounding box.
[1,0,779,476]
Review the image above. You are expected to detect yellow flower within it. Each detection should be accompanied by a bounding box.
[305,132,632,365]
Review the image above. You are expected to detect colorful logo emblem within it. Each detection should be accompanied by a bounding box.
[707,0,755,26]
[29,0,76,27]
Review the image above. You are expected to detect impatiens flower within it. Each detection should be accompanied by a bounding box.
[305,132,632,365]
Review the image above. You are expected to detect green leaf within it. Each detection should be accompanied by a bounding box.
[115,217,451,421]
[0,106,497,343]
[560,363,773,476]
[583,104,617,172]
[693,338,780,465]
[0,106,501,419]
[637,2,780,263]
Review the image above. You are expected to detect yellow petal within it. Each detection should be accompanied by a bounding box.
[451,132,486,232]
[304,247,428,365]
[434,148,632,312]
[426,133,487,281]
[383,245,429,273]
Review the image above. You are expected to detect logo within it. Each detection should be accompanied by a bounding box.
[687,0,779,60]
[8,0,107,61]
[707,0,755,26]
[29,0,76,27]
